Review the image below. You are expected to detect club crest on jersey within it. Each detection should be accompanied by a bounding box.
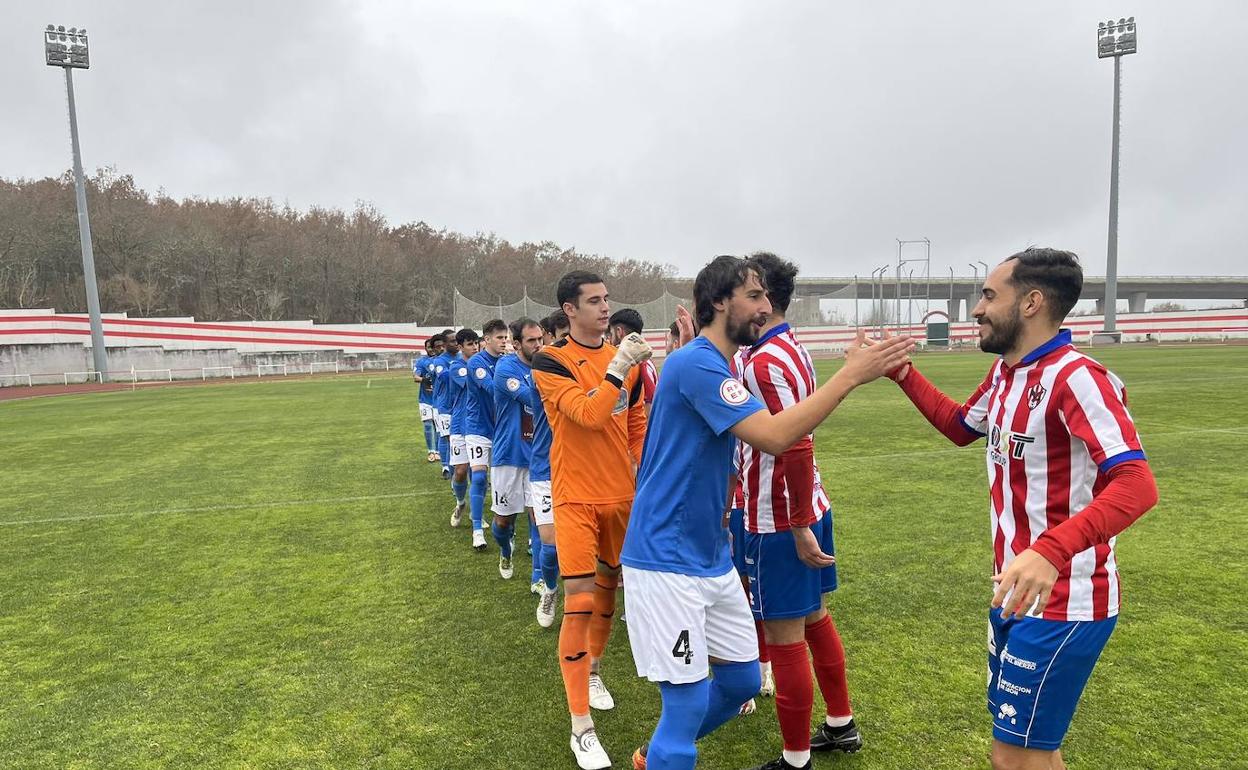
[1027,383,1047,410]
[720,378,749,405]
[475,368,487,380]
[506,377,520,392]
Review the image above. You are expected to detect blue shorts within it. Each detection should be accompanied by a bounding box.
[744,513,838,621]
[987,609,1117,750]
[728,508,747,576]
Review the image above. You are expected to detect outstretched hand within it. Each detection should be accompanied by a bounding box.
[842,329,914,386]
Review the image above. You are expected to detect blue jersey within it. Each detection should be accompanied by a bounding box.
[465,350,500,439]
[448,354,471,434]
[413,355,436,405]
[430,352,454,412]
[529,385,552,483]
[492,353,536,468]
[621,336,765,578]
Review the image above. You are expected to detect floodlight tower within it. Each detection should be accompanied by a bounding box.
[45,24,109,381]
[1097,17,1137,337]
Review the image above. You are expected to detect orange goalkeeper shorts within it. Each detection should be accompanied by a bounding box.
[554,499,632,579]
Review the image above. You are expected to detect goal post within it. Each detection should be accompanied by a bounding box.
[201,366,236,380]
[256,363,289,377]
[309,361,340,375]
[0,373,33,387]
[361,360,391,372]
[62,371,103,385]
[133,368,173,382]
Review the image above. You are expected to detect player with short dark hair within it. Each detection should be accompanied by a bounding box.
[413,336,443,463]
[550,308,571,341]
[737,252,861,770]
[465,321,507,553]
[533,271,652,770]
[623,255,911,770]
[531,316,561,624]
[431,330,459,480]
[886,247,1158,770]
[493,318,545,592]
[448,328,480,532]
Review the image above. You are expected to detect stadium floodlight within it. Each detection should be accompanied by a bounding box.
[46,23,109,381]
[1097,16,1138,338]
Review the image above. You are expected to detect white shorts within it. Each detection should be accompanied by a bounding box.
[450,434,467,465]
[435,412,451,437]
[622,566,758,684]
[491,465,530,516]
[466,435,492,467]
[529,479,554,526]
[419,403,434,422]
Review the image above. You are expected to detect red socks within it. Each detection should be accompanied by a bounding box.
[767,641,813,751]
[806,614,852,719]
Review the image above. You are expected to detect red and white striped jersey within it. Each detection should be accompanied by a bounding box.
[737,324,831,533]
[961,331,1145,622]
[640,359,658,405]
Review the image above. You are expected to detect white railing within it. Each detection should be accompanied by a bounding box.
[0,373,32,387]
[256,363,288,377]
[309,361,340,375]
[361,360,391,372]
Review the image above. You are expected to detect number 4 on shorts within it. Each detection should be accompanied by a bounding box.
[672,629,693,665]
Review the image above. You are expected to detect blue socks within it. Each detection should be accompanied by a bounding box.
[529,529,542,583]
[469,468,487,530]
[696,659,761,739]
[642,662,761,770]
[649,679,709,770]
[541,541,559,591]
[451,478,467,504]
[438,435,449,470]
[492,518,514,558]
[422,420,437,452]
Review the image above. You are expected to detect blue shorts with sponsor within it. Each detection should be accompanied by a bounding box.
[744,513,837,620]
[987,609,1117,750]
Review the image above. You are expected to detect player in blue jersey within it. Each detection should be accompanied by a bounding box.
[532,314,561,625]
[491,317,542,580]
[430,330,458,480]
[465,319,507,553]
[412,336,444,463]
[448,329,480,532]
[623,256,913,770]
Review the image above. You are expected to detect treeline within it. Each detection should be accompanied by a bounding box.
[0,169,675,324]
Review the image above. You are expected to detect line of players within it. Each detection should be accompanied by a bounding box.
[410,248,1158,770]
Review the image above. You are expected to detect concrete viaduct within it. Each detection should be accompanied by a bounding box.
[666,276,1248,321]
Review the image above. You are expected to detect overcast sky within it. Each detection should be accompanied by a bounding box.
[5,1,1246,279]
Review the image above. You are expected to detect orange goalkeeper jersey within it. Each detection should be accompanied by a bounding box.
[532,336,647,505]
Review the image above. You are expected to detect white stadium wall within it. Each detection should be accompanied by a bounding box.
[2,307,1246,386]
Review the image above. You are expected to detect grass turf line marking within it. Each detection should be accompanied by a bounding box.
[0,490,445,528]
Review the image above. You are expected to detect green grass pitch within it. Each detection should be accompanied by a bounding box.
[1,345,1245,769]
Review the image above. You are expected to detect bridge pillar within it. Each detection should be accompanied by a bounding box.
[1129,291,1147,313]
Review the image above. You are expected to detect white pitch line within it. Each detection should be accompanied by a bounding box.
[0,490,444,528]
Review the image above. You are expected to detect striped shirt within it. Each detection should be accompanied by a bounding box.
[961,330,1144,622]
[737,323,831,533]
